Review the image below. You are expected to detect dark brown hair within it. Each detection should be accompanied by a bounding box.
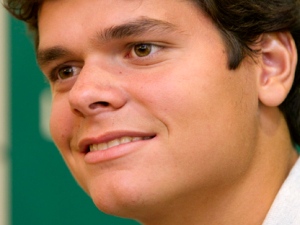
[4,0,300,145]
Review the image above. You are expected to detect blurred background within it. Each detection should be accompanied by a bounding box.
[0,6,139,225]
[1,4,300,225]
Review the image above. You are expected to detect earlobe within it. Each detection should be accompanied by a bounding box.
[258,32,297,107]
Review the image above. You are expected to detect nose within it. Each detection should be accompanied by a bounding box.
[68,66,127,117]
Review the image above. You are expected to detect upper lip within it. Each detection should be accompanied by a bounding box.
[78,130,156,153]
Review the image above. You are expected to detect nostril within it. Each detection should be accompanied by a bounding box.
[89,101,110,109]
[99,101,109,107]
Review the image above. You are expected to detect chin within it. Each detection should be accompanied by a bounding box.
[87,175,156,219]
[89,186,151,220]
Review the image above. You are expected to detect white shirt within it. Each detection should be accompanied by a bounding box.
[263,157,300,225]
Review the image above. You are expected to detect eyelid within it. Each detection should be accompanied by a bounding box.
[47,62,82,82]
[125,42,164,61]
[43,41,170,81]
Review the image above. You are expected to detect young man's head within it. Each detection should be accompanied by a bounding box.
[5,0,300,145]
[4,0,300,224]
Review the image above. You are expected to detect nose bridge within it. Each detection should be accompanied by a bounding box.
[68,65,127,117]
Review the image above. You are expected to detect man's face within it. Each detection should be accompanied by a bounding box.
[38,0,260,220]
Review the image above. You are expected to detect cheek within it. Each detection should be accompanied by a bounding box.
[129,65,259,182]
[49,100,90,190]
[49,97,73,152]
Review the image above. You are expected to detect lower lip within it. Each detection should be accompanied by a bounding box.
[84,138,153,164]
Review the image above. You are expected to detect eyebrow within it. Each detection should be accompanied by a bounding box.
[37,17,178,67]
[98,17,178,41]
[37,47,71,67]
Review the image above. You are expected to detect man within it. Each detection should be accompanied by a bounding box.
[4,0,300,224]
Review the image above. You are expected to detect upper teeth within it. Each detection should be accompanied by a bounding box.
[89,136,151,152]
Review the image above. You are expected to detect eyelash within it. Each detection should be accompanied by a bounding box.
[47,42,164,82]
[48,64,81,82]
[126,42,163,59]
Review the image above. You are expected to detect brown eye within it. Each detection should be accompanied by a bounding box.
[58,66,81,80]
[134,44,152,57]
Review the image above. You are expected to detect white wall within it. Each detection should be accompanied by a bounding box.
[0,5,10,225]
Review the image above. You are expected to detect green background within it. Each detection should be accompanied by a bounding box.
[8,13,300,225]
[9,17,139,225]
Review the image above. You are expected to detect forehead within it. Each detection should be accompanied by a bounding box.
[38,0,207,36]
[39,0,197,20]
[37,0,221,59]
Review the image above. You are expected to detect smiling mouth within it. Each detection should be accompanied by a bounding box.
[89,136,154,152]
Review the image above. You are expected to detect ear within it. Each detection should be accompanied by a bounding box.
[258,32,297,107]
